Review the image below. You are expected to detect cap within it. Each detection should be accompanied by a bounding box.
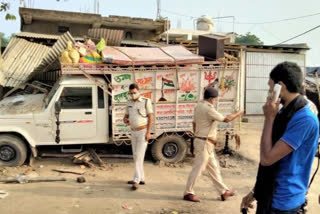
[204,87,218,99]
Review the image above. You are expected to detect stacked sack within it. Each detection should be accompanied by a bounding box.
[60,38,106,64]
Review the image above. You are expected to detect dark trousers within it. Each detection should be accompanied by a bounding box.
[270,206,300,214]
[256,201,300,214]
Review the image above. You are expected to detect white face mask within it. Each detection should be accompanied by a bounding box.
[129,92,140,100]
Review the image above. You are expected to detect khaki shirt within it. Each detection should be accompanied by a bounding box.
[125,96,153,129]
[194,101,225,140]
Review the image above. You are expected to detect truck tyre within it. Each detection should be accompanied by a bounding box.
[151,135,187,163]
[0,135,27,167]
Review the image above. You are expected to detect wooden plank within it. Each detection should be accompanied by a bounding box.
[89,149,104,167]
[73,151,90,159]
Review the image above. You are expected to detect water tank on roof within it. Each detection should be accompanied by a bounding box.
[197,15,214,32]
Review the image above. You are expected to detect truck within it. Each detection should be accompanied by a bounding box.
[0,60,240,167]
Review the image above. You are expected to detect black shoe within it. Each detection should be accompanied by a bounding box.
[127,180,145,185]
[131,183,139,190]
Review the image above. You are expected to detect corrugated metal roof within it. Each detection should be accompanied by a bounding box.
[0,38,50,87]
[16,32,60,40]
[88,28,123,46]
[0,32,75,87]
[40,31,75,70]
[16,31,84,42]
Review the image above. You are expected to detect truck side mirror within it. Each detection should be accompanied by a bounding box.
[55,101,62,115]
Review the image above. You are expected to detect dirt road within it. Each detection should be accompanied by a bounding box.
[0,118,319,214]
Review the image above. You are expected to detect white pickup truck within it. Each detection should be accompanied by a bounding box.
[0,62,240,166]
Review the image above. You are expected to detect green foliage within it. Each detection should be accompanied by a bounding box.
[235,32,264,46]
[0,32,15,47]
[1,0,65,20]
[0,2,9,11]
[1,1,16,20]
[1,32,9,47]
[5,13,15,19]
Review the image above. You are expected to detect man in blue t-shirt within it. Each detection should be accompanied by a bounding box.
[240,62,319,214]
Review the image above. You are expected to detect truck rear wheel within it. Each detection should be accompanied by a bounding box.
[0,135,27,167]
[151,135,187,163]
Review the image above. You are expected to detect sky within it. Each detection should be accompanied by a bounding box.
[0,0,319,66]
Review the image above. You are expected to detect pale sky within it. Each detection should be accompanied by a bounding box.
[1,0,319,66]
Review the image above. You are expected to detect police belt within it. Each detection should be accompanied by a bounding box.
[131,125,147,131]
[194,136,216,145]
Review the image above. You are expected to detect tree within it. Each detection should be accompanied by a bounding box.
[1,0,64,20]
[0,1,15,20]
[0,32,15,47]
[235,32,264,46]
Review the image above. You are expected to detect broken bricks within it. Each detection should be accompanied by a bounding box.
[76,176,86,183]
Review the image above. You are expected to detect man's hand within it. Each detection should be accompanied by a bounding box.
[240,191,255,212]
[224,110,244,123]
[145,132,151,142]
[123,117,130,125]
[263,92,280,120]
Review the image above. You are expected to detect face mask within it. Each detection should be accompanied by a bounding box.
[129,92,140,100]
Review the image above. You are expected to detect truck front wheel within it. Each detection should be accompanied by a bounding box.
[0,135,27,166]
[151,135,187,163]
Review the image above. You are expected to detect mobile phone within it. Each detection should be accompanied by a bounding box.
[241,208,248,214]
[273,83,282,102]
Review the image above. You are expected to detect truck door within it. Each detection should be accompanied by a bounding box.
[57,86,97,142]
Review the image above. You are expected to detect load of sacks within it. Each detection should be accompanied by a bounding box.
[60,38,106,64]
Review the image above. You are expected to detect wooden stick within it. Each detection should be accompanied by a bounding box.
[52,169,85,175]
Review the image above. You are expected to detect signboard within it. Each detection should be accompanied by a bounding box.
[112,105,130,134]
[156,71,177,103]
[200,69,220,99]
[155,104,176,129]
[177,103,196,129]
[178,71,199,102]
[217,101,235,130]
[135,72,155,90]
[113,85,129,103]
[112,73,133,85]
[219,70,238,100]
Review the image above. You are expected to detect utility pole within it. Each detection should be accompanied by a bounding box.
[156,0,161,19]
[97,0,100,14]
[93,0,100,14]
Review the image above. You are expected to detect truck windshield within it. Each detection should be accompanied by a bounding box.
[44,81,60,108]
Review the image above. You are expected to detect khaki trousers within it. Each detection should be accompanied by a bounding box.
[184,139,229,195]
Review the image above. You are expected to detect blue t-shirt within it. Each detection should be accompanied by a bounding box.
[272,106,319,210]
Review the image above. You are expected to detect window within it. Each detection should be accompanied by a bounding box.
[125,31,133,39]
[60,87,92,109]
[58,26,70,33]
[97,87,105,109]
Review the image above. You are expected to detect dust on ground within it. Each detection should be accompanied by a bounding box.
[0,117,319,214]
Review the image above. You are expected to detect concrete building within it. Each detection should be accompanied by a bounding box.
[19,7,168,41]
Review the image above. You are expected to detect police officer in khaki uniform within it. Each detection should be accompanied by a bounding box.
[183,87,243,202]
[123,83,153,190]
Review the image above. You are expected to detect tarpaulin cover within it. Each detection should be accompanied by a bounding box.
[160,46,204,64]
[101,46,204,65]
[101,46,132,65]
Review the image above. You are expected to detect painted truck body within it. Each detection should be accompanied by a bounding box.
[0,62,240,166]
